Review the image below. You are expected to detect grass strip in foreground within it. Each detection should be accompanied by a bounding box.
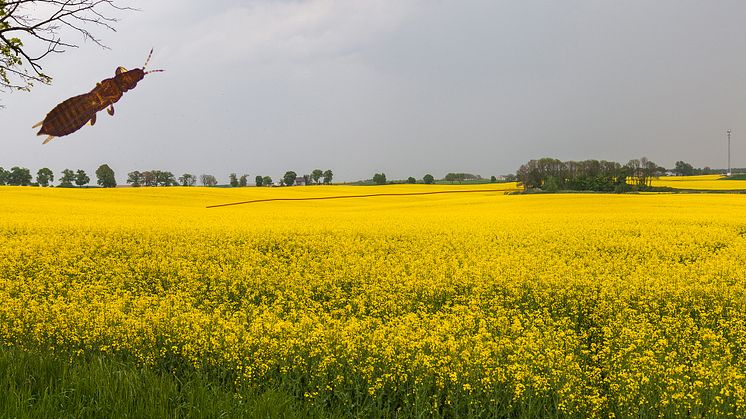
[0,346,339,418]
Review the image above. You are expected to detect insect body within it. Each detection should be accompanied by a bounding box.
[33,49,163,144]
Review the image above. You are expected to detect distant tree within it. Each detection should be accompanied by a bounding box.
[372,173,387,185]
[626,157,658,188]
[407,176,417,184]
[239,174,248,187]
[147,170,159,186]
[200,174,218,187]
[179,173,196,187]
[0,167,8,185]
[423,174,434,184]
[36,168,54,187]
[311,169,323,185]
[624,159,645,188]
[504,174,517,182]
[303,174,311,186]
[255,176,264,187]
[283,171,297,187]
[142,171,156,187]
[634,156,660,188]
[95,164,116,188]
[516,160,542,190]
[75,170,90,187]
[490,175,497,183]
[155,171,176,187]
[59,169,76,187]
[444,173,478,183]
[673,161,694,176]
[262,176,272,186]
[127,171,143,187]
[8,166,32,186]
[322,169,333,185]
[229,173,239,187]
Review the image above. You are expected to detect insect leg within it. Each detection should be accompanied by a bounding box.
[88,113,97,126]
[32,121,43,129]
[42,136,55,145]
[107,105,115,116]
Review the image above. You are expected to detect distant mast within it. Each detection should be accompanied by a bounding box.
[728,129,731,176]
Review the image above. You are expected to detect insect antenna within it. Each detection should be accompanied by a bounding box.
[142,48,164,75]
[143,48,155,70]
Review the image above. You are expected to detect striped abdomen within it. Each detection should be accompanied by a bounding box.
[37,93,98,137]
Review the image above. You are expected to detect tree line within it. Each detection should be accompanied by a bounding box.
[125,169,335,187]
[515,157,667,192]
[0,165,336,188]
[6,160,721,190]
[367,173,516,185]
[0,165,116,188]
[671,161,724,176]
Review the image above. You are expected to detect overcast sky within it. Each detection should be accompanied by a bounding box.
[3,0,746,183]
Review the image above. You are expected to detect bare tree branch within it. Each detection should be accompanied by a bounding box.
[0,0,136,94]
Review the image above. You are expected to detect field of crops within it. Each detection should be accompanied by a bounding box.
[1,183,746,416]
[652,174,746,190]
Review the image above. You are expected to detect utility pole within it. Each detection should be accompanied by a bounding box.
[728,129,731,176]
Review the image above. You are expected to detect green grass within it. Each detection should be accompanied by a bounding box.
[0,345,548,418]
[0,346,340,418]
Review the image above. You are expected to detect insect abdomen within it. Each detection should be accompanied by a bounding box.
[37,94,98,137]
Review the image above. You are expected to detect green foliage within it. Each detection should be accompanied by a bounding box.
[36,168,54,187]
[179,173,196,187]
[59,169,76,188]
[255,176,264,187]
[262,176,273,186]
[239,174,248,187]
[95,164,116,188]
[75,169,90,187]
[516,157,660,193]
[0,167,7,185]
[322,169,333,185]
[372,172,387,185]
[311,169,323,185]
[674,161,695,176]
[125,170,178,187]
[229,173,239,187]
[127,171,143,187]
[444,172,479,183]
[542,176,561,192]
[283,171,297,187]
[423,174,434,184]
[407,176,417,184]
[154,171,177,187]
[7,166,31,186]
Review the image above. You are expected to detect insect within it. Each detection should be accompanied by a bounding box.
[33,49,164,144]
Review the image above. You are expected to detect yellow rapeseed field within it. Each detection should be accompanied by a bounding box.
[1,184,745,416]
[651,174,746,190]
